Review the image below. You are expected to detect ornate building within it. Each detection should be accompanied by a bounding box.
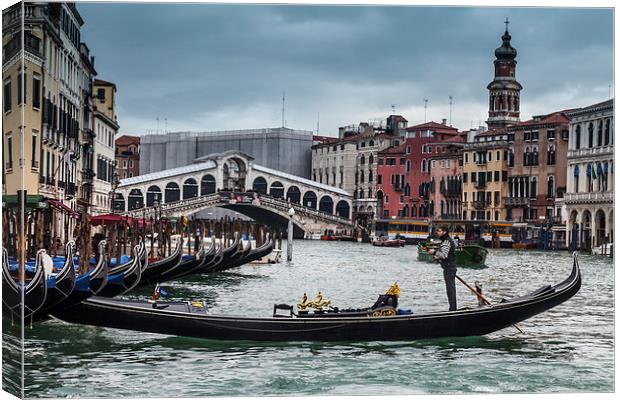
[486,21,522,130]
[564,99,614,251]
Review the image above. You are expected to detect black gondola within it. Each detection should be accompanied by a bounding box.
[52,254,582,342]
[38,240,110,317]
[37,241,77,314]
[137,240,183,287]
[167,240,217,280]
[88,240,109,294]
[2,248,48,323]
[159,242,205,280]
[191,238,224,275]
[97,243,144,298]
[225,235,274,270]
[201,234,241,274]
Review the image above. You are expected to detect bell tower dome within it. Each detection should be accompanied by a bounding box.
[486,19,522,130]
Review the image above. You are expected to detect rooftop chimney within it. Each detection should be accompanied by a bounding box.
[441,118,447,125]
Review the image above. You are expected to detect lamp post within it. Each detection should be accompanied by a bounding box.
[287,206,295,261]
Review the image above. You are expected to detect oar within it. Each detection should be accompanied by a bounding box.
[455,273,525,334]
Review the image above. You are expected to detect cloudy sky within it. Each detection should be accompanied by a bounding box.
[77,2,613,136]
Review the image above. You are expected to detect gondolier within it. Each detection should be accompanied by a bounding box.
[427,225,458,311]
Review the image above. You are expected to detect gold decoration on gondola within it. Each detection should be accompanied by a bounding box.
[369,307,397,317]
[297,292,310,311]
[308,291,331,311]
[386,282,401,297]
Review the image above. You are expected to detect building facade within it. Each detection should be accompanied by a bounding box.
[462,139,510,222]
[477,112,570,224]
[91,79,119,215]
[427,138,465,220]
[375,121,460,220]
[2,2,100,246]
[564,99,614,251]
[115,134,140,179]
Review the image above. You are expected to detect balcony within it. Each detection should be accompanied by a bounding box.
[439,213,461,220]
[474,181,487,189]
[565,191,613,204]
[83,128,96,139]
[472,200,490,210]
[81,168,96,181]
[503,197,531,207]
[568,145,613,159]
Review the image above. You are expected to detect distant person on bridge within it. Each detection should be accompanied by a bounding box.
[426,225,458,311]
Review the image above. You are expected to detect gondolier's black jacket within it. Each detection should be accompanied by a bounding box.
[435,236,457,270]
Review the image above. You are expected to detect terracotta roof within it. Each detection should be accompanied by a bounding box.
[512,112,569,127]
[94,79,116,88]
[115,135,140,145]
[378,143,407,155]
[406,121,459,133]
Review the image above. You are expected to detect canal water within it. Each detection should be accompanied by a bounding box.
[3,241,614,397]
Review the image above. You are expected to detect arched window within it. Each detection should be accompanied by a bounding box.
[369,154,374,164]
[252,176,268,194]
[604,119,611,145]
[335,200,350,219]
[421,159,426,172]
[146,185,162,207]
[368,171,373,182]
[574,165,580,193]
[182,178,198,199]
[530,177,537,198]
[575,125,581,150]
[303,191,317,209]
[200,174,216,195]
[360,171,365,183]
[270,181,284,198]
[286,186,301,204]
[165,182,180,203]
[360,155,366,165]
[588,122,594,147]
[547,176,554,198]
[319,196,334,214]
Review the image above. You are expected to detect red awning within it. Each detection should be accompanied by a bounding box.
[90,213,133,226]
[47,199,80,219]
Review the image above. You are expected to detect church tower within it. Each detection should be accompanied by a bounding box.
[486,19,522,130]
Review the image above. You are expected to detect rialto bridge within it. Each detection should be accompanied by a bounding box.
[114,151,354,237]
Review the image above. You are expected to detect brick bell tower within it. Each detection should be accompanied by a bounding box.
[486,19,522,130]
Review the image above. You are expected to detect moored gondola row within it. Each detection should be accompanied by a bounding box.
[2,230,274,324]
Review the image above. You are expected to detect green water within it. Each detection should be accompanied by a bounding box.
[3,241,614,396]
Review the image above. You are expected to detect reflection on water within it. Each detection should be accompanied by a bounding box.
[13,242,615,396]
[2,321,23,398]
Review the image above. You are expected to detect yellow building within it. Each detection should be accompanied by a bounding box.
[2,3,101,250]
[461,138,510,221]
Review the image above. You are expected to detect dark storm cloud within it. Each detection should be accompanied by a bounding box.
[77,3,613,135]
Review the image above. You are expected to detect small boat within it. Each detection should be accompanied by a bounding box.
[2,248,48,323]
[52,254,582,342]
[372,237,405,247]
[97,243,144,298]
[418,241,488,269]
[455,244,488,268]
[512,241,538,250]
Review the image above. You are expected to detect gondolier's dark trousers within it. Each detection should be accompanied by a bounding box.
[442,266,457,311]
